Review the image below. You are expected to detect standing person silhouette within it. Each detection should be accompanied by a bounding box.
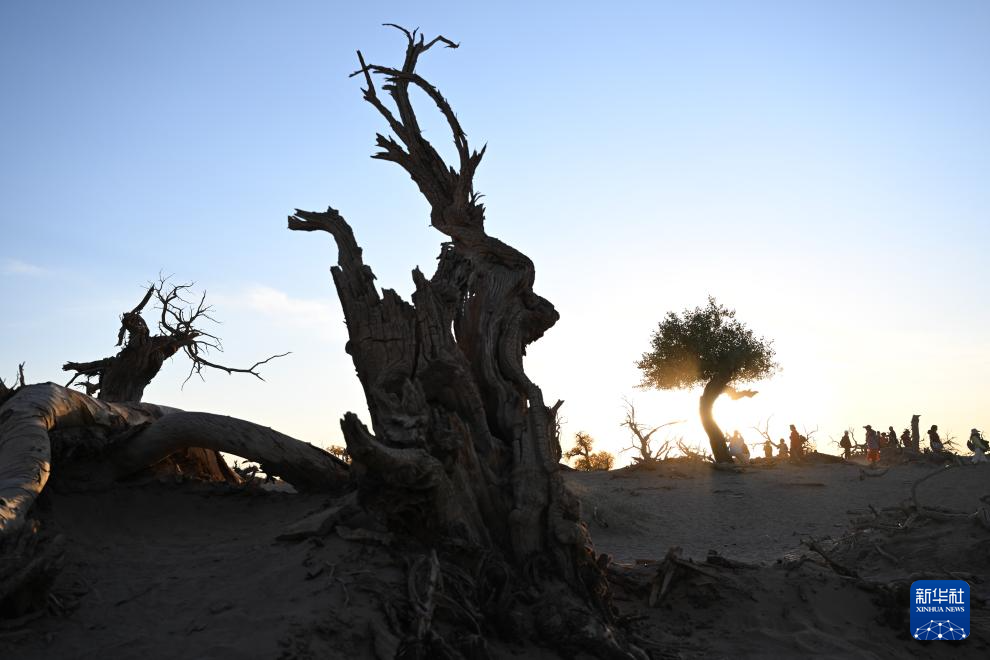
[839,431,852,459]
[789,424,804,460]
[865,425,880,465]
[969,429,988,464]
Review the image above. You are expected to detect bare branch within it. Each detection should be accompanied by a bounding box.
[421,34,459,52]
[355,50,376,94]
[382,22,416,44]
[345,26,484,236]
[751,415,774,443]
[130,284,155,315]
[181,349,291,388]
[723,386,758,400]
[620,396,683,462]
[65,276,290,401]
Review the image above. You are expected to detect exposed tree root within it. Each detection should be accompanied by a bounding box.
[911,464,990,526]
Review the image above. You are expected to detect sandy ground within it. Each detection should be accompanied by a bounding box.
[566,459,971,563]
[568,459,990,659]
[2,459,988,659]
[2,484,404,660]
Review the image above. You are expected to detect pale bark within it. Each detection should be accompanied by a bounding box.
[0,383,347,537]
[0,383,162,535]
[109,411,347,491]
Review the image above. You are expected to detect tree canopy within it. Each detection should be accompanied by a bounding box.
[637,296,778,391]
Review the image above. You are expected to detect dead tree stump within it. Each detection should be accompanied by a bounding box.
[289,27,643,658]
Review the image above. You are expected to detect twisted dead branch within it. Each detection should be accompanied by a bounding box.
[64,277,288,402]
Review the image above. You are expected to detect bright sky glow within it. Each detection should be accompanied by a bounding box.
[1,1,988,463]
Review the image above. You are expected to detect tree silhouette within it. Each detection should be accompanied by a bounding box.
[565,431,615,471]
[63,277,287,403]
[637,297,777,463]
[287,26,642,656]
[620,397,681,464]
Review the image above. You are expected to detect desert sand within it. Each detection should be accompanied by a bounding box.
[2,457,988,659]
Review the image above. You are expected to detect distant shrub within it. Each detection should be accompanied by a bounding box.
[327,444,351,464]
[564,432,614,471]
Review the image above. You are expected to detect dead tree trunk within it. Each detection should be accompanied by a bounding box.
[0,382,348,618]
[61,280,288,480]
[289,28,643,658]
[64,279,286,403]
[0,383,348,535]
[911,414,921,453]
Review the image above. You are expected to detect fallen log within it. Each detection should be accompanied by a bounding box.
[0,382,349,537]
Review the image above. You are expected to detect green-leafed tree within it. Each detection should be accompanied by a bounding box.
[636,297,778,463]
[565,432,615,471]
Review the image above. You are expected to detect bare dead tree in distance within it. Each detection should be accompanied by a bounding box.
[63,276,288,403]
[0,362,26,407]
[565,431,615,471]
[289,26,645,658]
[752,415,773,444]
[620,396,682,463]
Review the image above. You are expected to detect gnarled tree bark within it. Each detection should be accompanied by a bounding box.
[0,383,348,535]
[61,279,290,480]
[290,27,643,658]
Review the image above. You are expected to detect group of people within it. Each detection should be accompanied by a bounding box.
[727,424,810,464]
[726,422,989,466]
[841,423,989,465]
[845,425,903,464]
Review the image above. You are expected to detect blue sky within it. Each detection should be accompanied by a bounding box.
[2,1,988,459]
